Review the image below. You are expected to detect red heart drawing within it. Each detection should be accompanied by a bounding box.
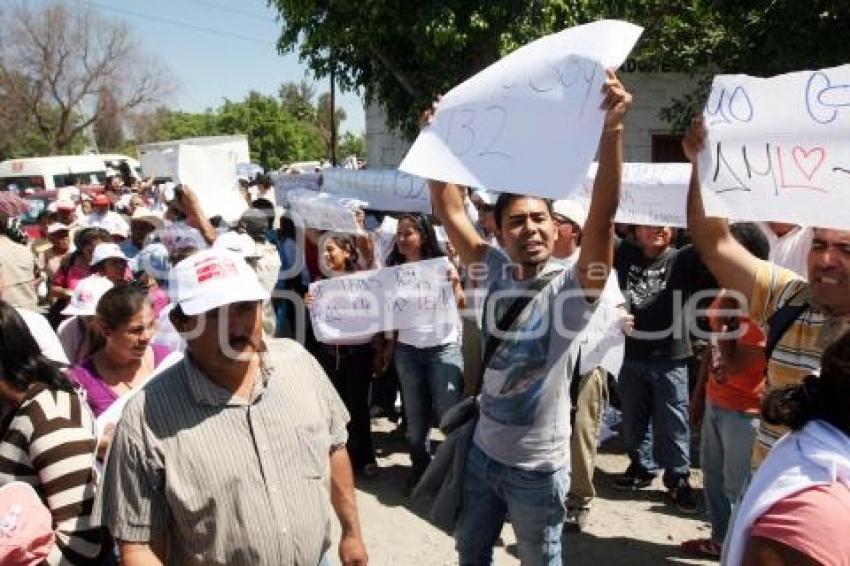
[791,146,826,181]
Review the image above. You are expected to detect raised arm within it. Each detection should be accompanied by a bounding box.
[576,70,631,296]
[429,180,489,267]
[683,117,759,301]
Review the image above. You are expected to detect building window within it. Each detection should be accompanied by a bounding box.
[651,134,687,163]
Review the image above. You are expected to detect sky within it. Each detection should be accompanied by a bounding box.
[73,0,366,134]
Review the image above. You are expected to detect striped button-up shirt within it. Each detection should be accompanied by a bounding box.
[96,339,349,565]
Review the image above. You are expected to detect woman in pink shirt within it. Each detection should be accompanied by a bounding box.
[725,331,850,565]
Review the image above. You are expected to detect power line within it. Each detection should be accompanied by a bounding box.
[85,1,275,46]
[175,0,274,23]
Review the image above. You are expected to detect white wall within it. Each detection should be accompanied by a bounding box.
[365,72,694,168]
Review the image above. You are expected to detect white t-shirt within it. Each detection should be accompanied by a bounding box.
[757,223,812,279]
[16,308,69,364]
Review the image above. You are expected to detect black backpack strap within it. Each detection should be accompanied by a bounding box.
[764,289,808,363]
[475,270,561,396]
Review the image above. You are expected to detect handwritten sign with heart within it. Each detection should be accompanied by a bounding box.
[698,64,850,229]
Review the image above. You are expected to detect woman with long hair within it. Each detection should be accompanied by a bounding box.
[724,330,850,565]
[306,228,380,476]
[0,300,105,563]
[378,213,465,494]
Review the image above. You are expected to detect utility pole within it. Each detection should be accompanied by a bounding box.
[330,66,337,166]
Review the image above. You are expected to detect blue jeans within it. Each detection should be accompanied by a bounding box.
[618,358,690,487]
[701,401,757,544]
[455,444,569,566]
[394,341,463,476]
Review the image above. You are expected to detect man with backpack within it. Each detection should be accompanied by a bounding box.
[684,116,850,467]
[429,70,631,565]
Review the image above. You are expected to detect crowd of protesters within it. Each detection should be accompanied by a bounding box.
[0,78,848,566]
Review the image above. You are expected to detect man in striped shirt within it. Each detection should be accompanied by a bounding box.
[96,249,368,565]
[684,118,850,466]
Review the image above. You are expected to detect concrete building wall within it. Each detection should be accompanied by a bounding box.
[365,72,696,169]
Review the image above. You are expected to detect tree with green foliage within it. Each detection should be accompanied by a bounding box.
[217,92,325,169]
[280,80,318,122]
[338,131,367,161]
[269,1,850,137]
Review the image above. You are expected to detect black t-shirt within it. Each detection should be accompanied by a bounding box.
[614,239,711,360]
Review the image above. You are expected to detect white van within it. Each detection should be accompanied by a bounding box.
[0,155,107,193]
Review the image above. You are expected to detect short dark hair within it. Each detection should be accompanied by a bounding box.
[493,193,554,229]
[730,222,770,261]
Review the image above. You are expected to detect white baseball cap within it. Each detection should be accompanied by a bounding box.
[168,249,269,316]
[90,242,128,266]
[61,276,114,316]
[552,199,587,228]
[47,222,70,235]
[213,231,261,259]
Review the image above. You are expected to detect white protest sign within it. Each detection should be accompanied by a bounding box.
[177,145,247,222]
[398,20,642,197]
[286,189,365,233]
[373,216,398,267]
[575,162,691,227]
[698,64,850,229]
[577,304,625,377]
[322,168,432,214]
[309,257,457,342]
[272,172,321,205]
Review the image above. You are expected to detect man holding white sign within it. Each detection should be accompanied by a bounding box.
[428,69,630,565]
[685,114,850,470]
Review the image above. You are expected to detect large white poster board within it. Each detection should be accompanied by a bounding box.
[398,20,642,198]
[698,64,850,229]
[322,168,432,214]
[177,145,247,223]
[309,257,457,342]
[286,189,365,233]
[575,162,691,227]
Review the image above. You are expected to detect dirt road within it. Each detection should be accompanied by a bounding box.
[332,418,716,565]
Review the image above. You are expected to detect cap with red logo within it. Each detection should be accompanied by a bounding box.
[61,276,114,316]
[168,249,268,316]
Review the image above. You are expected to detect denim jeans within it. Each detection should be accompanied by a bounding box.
[455,443,569,566]
[394,341,463,476]
[701,400,757,544]
[618,358,690,487]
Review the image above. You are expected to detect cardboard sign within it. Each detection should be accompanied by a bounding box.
[698,64,850,229]
[576,162,691,227]
[286,189,365,233]
[309,257,457,341]
[399,20,642,197]
[322,168,432,214]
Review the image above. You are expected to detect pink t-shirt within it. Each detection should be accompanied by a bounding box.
[750,482,850,564]
[69,345,172,417]
[52,260,92,291]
